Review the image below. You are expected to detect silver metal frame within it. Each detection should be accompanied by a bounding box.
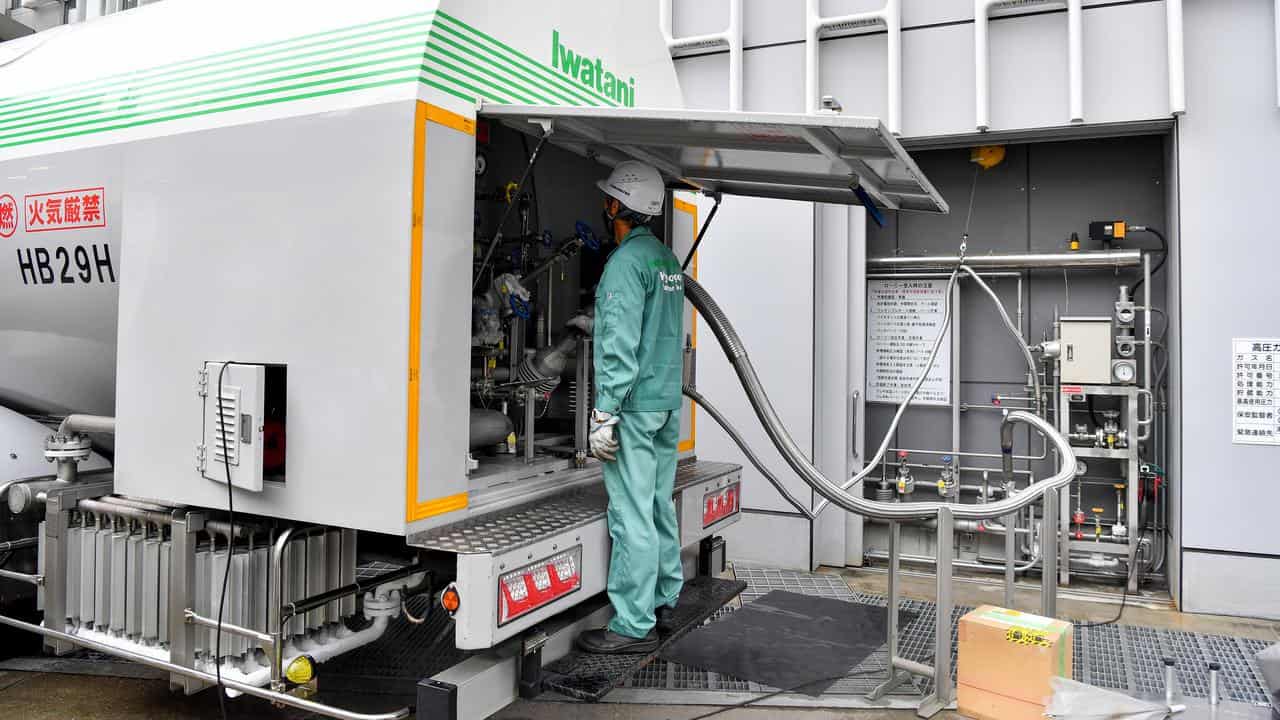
[1056,383,1143,592]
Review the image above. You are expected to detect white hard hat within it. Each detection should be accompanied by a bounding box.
[596,160,664,217]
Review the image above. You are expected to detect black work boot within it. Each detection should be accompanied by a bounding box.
[655,605,678,635]
[576,628,659,654]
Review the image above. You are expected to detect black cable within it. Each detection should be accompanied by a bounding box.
[519,133,543,237]
[1128,227,1166,293]
[681,194,721,272]
[1077,494,1151,628]
[1086,394,1104,429]
[685,669,884,720]
[214,362,237,720]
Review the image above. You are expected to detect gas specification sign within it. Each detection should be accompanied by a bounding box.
[867,278,951,406]
[1232,338,1280,445]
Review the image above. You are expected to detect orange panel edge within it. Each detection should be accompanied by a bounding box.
[406,102,476,524]
[674,197,697,454]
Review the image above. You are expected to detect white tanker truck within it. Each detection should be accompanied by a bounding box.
[0,1,948,718]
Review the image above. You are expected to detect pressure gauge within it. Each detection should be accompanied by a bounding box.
[1075,460,1088,476]
[1111,359,1137,385]
[475,152,488,177]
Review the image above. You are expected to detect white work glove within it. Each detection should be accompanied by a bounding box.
[566,312,594,335]
[589,409,620,462]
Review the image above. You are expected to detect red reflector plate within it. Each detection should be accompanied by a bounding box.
[702,482,740,528]
[497,546,582,626]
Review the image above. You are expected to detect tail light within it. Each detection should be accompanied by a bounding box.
[497,546,582,626]
[703,482,740,528]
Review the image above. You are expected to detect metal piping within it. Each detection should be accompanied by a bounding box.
[1000,416,1017,488]
[281,561,429,622]
[865,515,1030,536]
[805,0,902,133]
[77,498,171,526]
[1168,0,1186,114]
[660,0,743,111]
[0,536,38,552]
[865,548,1041,574]
[1138,253,1154,440]
[97,495,172,513]
[0,612,408,720]
[683,274,1077,522]
[270,526,313,690]
[0,568,41,585]
[961,266,1042,414]
[869,249,1142,270]
[975,0,1083,130]
[57,414,115,436]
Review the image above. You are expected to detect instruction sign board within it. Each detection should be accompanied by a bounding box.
[867,279,951,405]
[1232,338,1280,445]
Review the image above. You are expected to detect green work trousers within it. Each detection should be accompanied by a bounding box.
[603,409,684,638]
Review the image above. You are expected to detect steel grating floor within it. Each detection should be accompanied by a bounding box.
[609,565,1277,708]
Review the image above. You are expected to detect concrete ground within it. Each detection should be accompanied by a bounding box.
[1,565,1276,720]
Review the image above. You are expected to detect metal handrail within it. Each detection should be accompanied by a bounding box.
[0,612,408,720]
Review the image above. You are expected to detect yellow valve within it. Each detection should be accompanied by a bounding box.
[897,480,906,492]
[1069,233,1081,251]
[488,357,496,369]
[970,145,1006,170]
[285,655,316,685]
[504,181,519,204]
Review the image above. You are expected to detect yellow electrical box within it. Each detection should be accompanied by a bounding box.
[957,606,1073,720]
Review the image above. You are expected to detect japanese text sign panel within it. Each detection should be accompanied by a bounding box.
[24,187,106,233]
[1232,338,1280,446]
[867,278,951,406]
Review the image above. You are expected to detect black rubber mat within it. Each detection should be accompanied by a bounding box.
[540,576,748,702]
[661,589,916,696]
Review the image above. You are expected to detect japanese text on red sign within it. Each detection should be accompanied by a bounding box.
[24,188,106,233]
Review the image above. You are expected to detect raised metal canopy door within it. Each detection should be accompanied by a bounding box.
[478,104,948,214]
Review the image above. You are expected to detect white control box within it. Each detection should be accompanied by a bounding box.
[1060,318,1113,385]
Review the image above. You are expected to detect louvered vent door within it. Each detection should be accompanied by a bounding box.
[200,362,265,492]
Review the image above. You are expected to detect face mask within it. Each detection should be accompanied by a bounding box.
[601,200,618,242]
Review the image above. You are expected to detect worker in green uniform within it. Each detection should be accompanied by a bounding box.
[577,161,686,654]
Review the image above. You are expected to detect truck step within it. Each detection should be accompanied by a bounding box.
[539,575,747,702]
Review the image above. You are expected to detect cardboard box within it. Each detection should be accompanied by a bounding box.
[957,605,1073,720]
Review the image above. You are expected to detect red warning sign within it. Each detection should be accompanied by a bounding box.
[24,187,106,233]
[0,194,16,238]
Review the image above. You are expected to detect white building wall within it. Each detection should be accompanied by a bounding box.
[670,0,1175,136]
[1175,0,1280,619]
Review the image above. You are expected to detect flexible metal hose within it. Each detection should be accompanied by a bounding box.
[683,274,1076,521]
[959,266,1042,415]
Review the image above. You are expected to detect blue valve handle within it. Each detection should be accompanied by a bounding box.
[541,229,554,247]
[509,294,531,319]
[575,220,600,250]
